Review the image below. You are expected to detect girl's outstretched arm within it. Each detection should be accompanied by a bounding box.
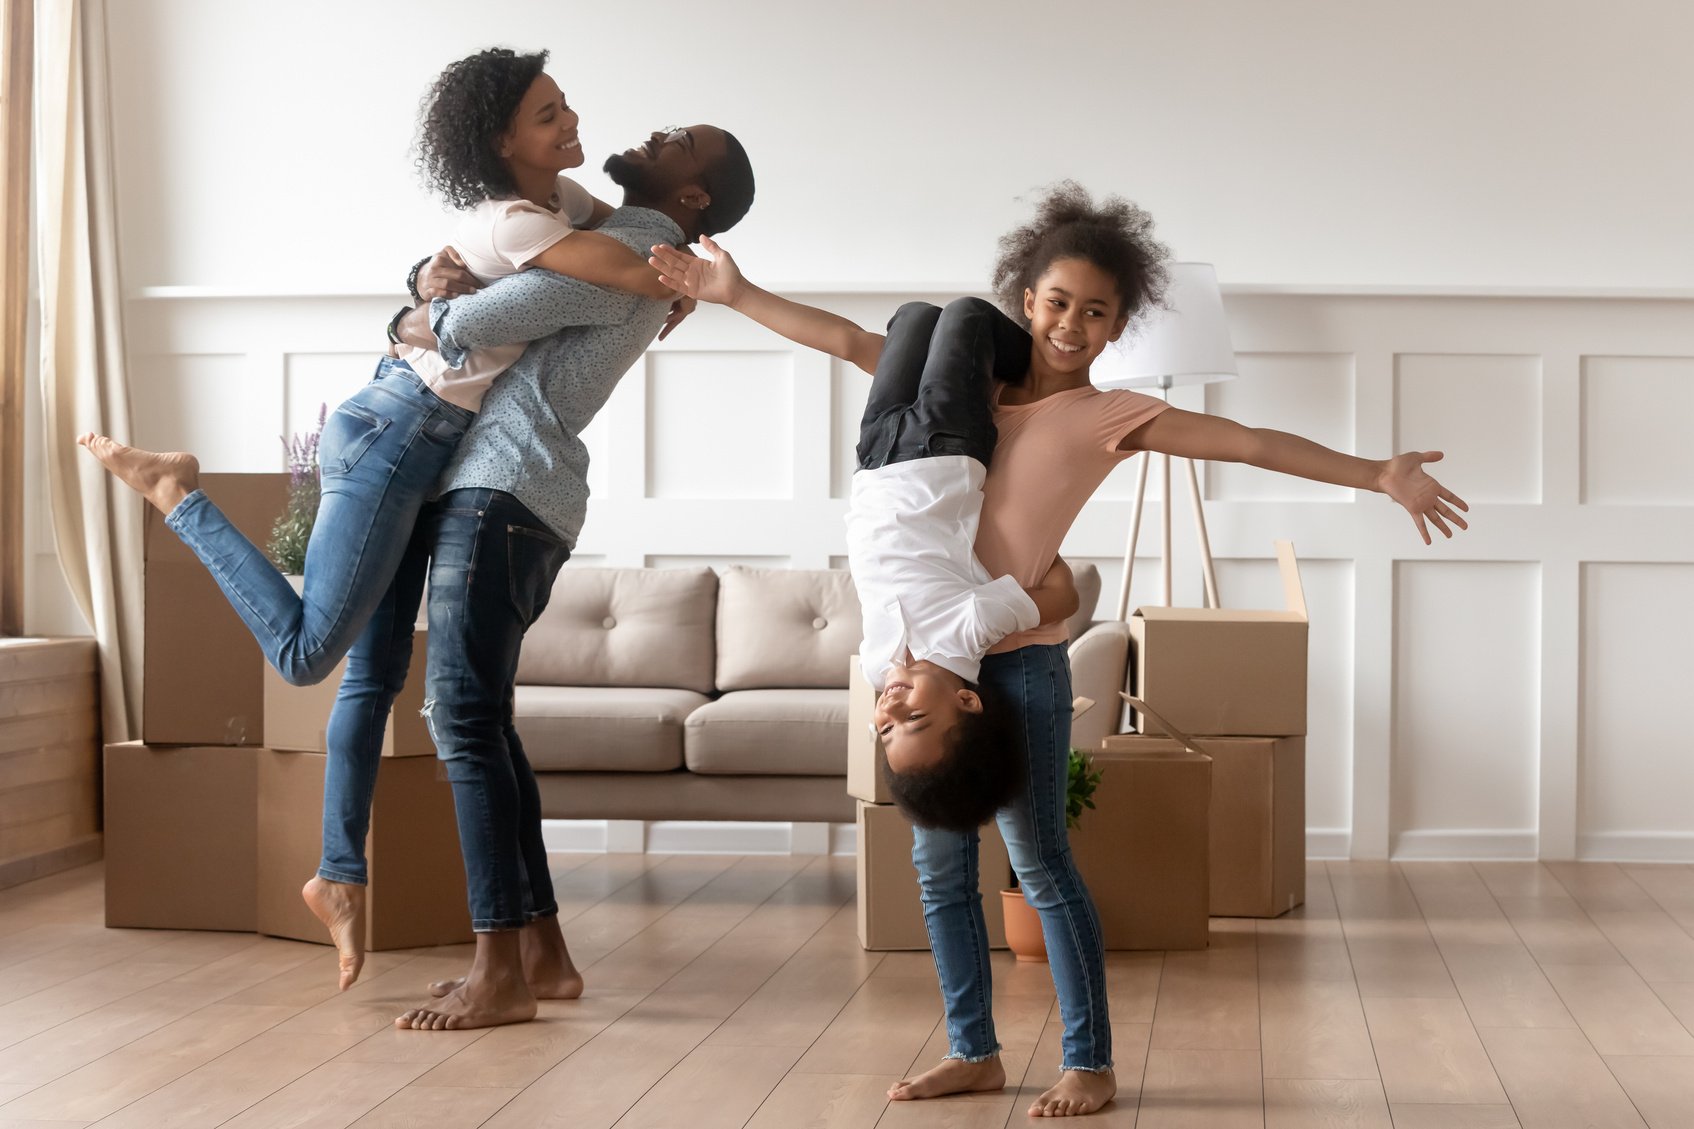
[1123,407,1470,545]
[650,237,885,374]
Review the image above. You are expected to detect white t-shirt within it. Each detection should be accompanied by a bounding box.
[845,455,1042,690]
[401,175,596,412]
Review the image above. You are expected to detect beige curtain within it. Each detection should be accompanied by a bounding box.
[34,0,141,742]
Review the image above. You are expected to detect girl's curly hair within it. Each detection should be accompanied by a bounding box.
[415,48,550,210]
[991,180,1172,330]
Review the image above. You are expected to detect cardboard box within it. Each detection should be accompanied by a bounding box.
[846,657,892,804]
[1112,694,1305,918]
[1128,540,1308,737]
[144,473,290,746]
[104,742,258,931]
[856,800,1010,951]
[263,630,433,757]
[1070,738,1212,951]
[257,748,471,950]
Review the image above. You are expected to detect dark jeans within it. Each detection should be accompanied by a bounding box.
[855,298,1030,471]
[396,487,570,931]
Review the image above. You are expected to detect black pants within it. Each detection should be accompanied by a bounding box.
[855,298,1031,472]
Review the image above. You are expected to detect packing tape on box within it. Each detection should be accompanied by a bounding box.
[1120,694,1205,753]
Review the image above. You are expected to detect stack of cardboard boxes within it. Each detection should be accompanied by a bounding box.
[105,473,470,949]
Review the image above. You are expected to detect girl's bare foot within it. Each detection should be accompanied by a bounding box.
[1029,1068,1116,1117]
[427,916,583,1000]
[301,876,365,991]
[397,967,537,1030]
[77,433,199,515]
[888,1055,1006,1101]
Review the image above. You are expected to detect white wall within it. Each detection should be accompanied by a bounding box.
[105,0,1693,293]
[26,2,1694,859]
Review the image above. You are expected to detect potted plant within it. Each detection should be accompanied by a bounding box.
[1000,747,1105,962]
[266,405,326,587]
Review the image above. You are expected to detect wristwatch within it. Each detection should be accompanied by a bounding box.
[406,255,431,302]
[386,305,413,347]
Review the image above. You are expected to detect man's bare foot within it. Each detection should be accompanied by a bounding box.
[301,876,365,991]
[428,916,583,1000]
[397,933,536,1032]
[77,433,200,515]
[1028,1068,1116,1118]
[888,1055,1006,1101]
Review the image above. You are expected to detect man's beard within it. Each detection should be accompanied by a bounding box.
[603,153,655,196]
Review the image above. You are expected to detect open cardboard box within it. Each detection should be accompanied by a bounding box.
[262,629,433,757]
[1128,540,1308,737]
[1111,693,1305,918]
[143,473,290,746]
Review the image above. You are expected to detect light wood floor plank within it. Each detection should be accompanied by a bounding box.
[1648,981,1694,1033]
[1104,951,1165,1022]
[1624,865,1694,932]
[794,976,943,1075]
[345,1084,518,1128]
[616,1043,802,1129]
[1388,1105,1522,1128]
[1150,926,1260,1051]
[1138,1048,1263,1129]
[413,988,646,1090]
[1435,942,1576,1029]
[1262,1078,1391,1129]
[1257,917,1353,983]
[1472,862,1563,899]
[1544,862,1657,911]
[743,1071,895,1129]
[1495,896,1625,967]
[1258,979,1379,1080]
[1602,1055,1694,1129]
[216,1059,431,1129]
[1478,1026,1648,1129]
[1539,964,1694,1055]
[708,954,884,1048]
[1586,909,1694,982]
[1361,997,1507,1104]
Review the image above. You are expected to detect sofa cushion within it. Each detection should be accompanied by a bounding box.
[684,688,848,775]
[1067,562,1101,643]
[716,567,861,691]
[517,567,718,694]
[514,685,709,771]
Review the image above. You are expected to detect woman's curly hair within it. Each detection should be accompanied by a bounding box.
[991,180,1172,330]
[415,48,550,210]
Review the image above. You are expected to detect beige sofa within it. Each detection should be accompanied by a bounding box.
[514,564,1128,823]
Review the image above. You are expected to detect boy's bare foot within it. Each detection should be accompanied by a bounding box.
[77,433,199,515]
[427,915,583,1000]
[887,1055,1006,1101]
[302,876,366,991]
[1028,1068,1116,1117]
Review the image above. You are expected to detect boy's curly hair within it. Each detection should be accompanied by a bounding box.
[991,180,1172,330]
[883,686,1023,834]
[415,48,550,210]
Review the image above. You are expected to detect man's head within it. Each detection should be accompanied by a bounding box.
[604,125,755,241]
[875,660,1023,832]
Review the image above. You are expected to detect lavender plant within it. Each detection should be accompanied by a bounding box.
[265,404,327,575]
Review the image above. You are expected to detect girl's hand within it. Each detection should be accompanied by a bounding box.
[657,296,697,342]
[649,235,746,307]
[417,246,480,300]
[1377,451,1470,544]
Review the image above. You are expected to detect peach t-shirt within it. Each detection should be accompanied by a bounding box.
[976,384,1170,653]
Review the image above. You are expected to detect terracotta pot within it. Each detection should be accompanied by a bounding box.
[1000,888,1047,962]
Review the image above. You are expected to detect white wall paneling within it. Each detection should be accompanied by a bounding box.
[83,289,1694,861]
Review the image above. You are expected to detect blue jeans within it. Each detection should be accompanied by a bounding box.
[397,487,566,931]
[164,357,474,687]
[911,643,1112,1072]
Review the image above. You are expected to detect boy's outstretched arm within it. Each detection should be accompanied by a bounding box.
[1123,407,1470,545]
[650,237,885,374]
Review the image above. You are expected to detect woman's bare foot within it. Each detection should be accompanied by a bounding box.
[77,433,199,515]
[397,931,537,1031]
[1028,1068,1116,1118]
[887,1055,1006,1101]
[301,876,365,991]
[428,916,583,1000]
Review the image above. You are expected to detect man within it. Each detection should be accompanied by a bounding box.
[381,124,754,1030]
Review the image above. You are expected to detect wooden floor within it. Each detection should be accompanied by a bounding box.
[1,858,1693,1128]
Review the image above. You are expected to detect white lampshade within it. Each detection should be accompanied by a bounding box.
[1090,262,1238,391]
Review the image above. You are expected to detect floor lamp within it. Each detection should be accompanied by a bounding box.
[1089,263,1239,618]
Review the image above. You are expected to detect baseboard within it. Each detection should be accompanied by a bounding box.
[1577,831,1694,863]
[1390,829,1539,860]
[541,819,856,855]
[1306,829,1351,860]
[0,834,103,890]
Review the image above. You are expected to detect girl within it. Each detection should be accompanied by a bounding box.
[650,181,1467,1119]
[82,47,680,990]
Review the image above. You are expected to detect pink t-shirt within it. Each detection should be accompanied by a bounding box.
[976,384,1170,653]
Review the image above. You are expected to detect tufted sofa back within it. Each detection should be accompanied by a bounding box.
[715,566,862,691]
[516,567,719,693]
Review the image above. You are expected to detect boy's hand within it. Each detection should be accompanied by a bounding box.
[417,246,480,300]
[1377,451,1470,544]
[657,296,697,342]
[649,235,746,307]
